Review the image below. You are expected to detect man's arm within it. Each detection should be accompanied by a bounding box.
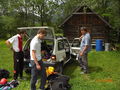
[5,40,11,48]
[5,40,14,51]
[80,45,89,56]
[32,50,41,70]
[5,36,16,51]
[79,35,84,41]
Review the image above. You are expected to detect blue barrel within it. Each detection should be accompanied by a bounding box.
[96,40,103,51]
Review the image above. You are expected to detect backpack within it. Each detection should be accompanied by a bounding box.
[0,69,10,79]
[9,80,19,88]
[46,74,71,90]
[0,86,11,90]
[0,80,19,90]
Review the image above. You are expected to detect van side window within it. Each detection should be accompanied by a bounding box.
[63,39,70,52]
[58,40,64,50]
[63,39,69,48]
[72,39,80,47]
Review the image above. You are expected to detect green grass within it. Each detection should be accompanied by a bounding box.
[64,51,120,90]
[0,40,120,90]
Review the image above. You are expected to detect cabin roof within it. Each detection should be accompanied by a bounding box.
[59,5,112,28]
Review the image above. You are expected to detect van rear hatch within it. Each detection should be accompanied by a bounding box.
[17,26,55,39]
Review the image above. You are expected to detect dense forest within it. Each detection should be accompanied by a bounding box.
[0,0,120,42]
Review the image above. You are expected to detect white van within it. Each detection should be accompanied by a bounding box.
[18,26,71,73]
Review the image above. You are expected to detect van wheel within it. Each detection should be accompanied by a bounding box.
[56,62,63,74]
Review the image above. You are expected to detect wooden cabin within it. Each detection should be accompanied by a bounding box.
[59,6,112,43]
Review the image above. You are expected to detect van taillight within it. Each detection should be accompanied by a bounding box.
[51,55,56,61]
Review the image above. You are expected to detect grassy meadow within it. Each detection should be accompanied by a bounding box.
[0,40,120,90]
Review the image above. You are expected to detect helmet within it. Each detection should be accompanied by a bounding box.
[0,78,7,85]
[46,66,54,75]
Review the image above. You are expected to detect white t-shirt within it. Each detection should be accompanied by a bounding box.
[8,34,22,52]
[30,36,42,61]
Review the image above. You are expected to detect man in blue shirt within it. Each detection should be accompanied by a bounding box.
[79,27,91,74]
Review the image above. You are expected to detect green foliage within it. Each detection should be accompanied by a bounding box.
[0,0,120,42]
[0,16,17,38]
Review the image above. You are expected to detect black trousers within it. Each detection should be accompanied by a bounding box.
[30,60,47,90]
[13,51,24,80]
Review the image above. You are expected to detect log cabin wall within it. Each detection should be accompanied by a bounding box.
[59,6,112,43]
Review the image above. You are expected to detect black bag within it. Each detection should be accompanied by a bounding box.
[9,80,19,88]
[0,80,19,89]
[0,69,10,79]
[46,74,71,90]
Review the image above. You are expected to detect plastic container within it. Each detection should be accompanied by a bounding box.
[105,43,110,51]
[96,40,103,51]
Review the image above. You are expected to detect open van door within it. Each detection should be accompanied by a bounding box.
[18,26,55,54]
[17,27,55,39]
[71,38,80,59]
[63,38,71,64]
